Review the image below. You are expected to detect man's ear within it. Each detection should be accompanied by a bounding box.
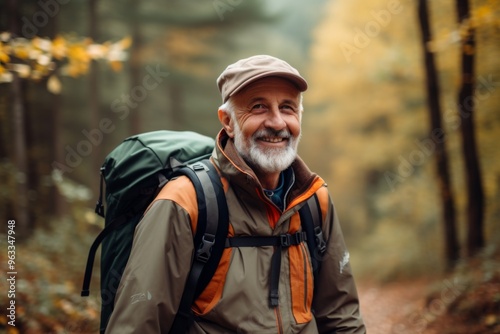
[218,109,235,138]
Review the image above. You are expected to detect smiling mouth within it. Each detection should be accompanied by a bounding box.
[259,136,288,143]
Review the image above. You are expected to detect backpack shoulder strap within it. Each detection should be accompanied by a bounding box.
[170,159,228,334]
[299,192,327,274]
[148,173,199,233]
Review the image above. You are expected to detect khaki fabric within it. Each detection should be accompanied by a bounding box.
[105,130,366,333]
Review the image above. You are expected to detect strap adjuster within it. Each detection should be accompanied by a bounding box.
[314,226,327,254]
[269,290,279,307]
[191,162,208,172]
[295,231,306,244]
[196,233,215,263]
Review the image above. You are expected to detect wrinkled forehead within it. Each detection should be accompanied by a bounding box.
[233,76,301,104]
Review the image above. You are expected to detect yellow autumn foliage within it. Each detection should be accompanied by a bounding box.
[303,0,500,280]
[0,33,131,93]
[51,35,67,60]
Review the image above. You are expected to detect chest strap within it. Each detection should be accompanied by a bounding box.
[225,231,307,308]
[225,232,306,248]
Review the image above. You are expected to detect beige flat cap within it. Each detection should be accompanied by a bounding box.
[217,55,308,103]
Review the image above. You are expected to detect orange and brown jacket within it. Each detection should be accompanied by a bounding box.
[105,130,366,333]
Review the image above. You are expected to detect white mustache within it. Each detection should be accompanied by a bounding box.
[253,129,291,140]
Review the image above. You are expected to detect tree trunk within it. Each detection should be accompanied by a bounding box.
[23,80,39,229]
[11,73,30,237]
[48,7,65,217]
[7,0,30,237]
[456,0,485,257]
[89,0,102,196]
[418,0,459,269]
[0,86,13,224]
[129,0,142,135]
[50,90,65,216]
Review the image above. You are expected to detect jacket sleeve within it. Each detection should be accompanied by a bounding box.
[105,199,195,334]
[312,193,366,333]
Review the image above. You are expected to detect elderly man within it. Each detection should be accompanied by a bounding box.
[106,55,365,333]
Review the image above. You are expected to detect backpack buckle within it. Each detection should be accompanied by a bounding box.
[196,233,215,263]
[280,232,306,247]
[314,226,327,254]
[280,234,291,247]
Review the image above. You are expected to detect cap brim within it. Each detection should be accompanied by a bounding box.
[229,71,308,99]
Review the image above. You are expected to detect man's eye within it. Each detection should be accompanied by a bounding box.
[281,105,295,112]
[252,104,265,110]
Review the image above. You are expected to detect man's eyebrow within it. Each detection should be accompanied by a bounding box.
[248,97,265,105]
[281,99,299,107]
[245,97,299,107]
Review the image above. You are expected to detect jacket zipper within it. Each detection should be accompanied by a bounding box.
[281,170,295,210]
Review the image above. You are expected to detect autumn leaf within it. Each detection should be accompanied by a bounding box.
[119,36,133,50]
[12,39,30,60]
[58,299,77,316]
[8,63,31,78]
[109,60,123,72]
[67,44,91,64]
[51,35,67,60]
[0,43,10,63]
[47,75,62,94]
[32,37,52,53]
[87,43,109,59]
[0,67,13,83]
[7,327,19,334]
[108,38,130,62]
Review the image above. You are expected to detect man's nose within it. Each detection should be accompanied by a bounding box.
[264,107,286,130]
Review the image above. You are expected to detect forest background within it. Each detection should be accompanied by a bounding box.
[0,0,499,333]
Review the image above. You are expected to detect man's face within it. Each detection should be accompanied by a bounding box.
[224,77,302,174]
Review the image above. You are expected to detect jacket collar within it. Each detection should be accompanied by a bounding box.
[212,129,324,206]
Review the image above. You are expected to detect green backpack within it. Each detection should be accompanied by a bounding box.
[81,130,229,334]
[81,130,326,333]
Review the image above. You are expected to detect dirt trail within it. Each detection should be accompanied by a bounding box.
[358,279,431,334]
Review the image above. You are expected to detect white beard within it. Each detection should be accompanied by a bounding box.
[232,118,300,174]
